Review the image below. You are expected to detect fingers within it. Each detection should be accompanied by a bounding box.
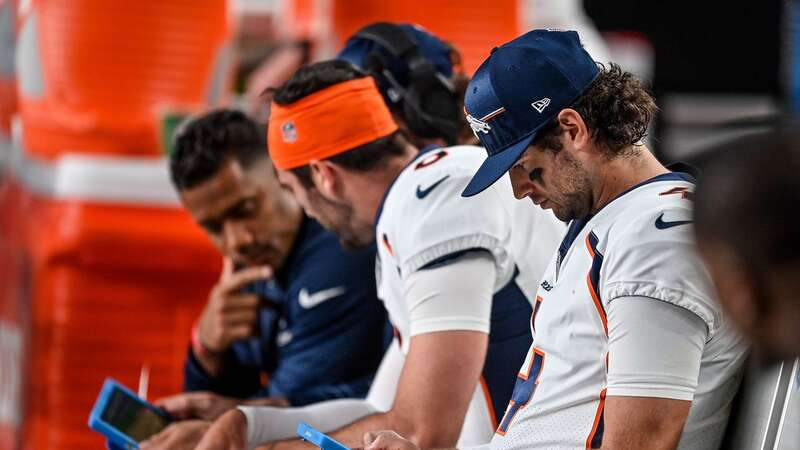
[362,431,418,450]
[223,308,258,326]
[202,262,270,352]
[363,431,378,447]
[196,410,248,450]
[221,257,235,281]
[221,265,273,293]
[155,394,193,419]
[154,392,215,420]
[226,324,256,342]
[139,425,172,449]
[221,294,260,312]
[140,421,209,450]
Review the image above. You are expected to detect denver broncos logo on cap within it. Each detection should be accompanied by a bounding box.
[466,114,491,135]
[281,122,297,143]
[465,106,506,138]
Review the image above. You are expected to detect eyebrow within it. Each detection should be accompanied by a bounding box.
[198,196,252,230]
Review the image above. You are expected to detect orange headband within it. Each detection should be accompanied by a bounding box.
[268,77,399,170]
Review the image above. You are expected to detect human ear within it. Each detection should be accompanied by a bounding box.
[308,160,340,200]
[557,109,591,150]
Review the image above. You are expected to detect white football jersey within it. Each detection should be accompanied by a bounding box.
[489,172,748,450]
[374,145,565,446]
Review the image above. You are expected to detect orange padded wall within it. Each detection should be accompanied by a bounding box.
[330,0,520,73]
[11,1,232,449]
[18,0,232,160]
[22,197,220,449]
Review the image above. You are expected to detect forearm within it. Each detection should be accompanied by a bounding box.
[240,398,378,446]
[271,412,394,450]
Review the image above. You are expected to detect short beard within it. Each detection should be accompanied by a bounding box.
[308,190,373,250]
[552,153,594,222]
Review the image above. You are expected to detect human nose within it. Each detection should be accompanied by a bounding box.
[509,169,535,200]
[223,220,255,253]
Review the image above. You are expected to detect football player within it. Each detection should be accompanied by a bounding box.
[195,60,564,450]
[361,29,748,450]
[138,110,388,450]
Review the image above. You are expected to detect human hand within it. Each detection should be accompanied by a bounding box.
[139,420,210,450]
[195,409,249,450]
[361,431,421,450]
[155,391,239,421]
[197,259,272,353]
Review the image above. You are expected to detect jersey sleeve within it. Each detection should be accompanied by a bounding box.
[390,163,512,279]
[405,250,495,337]
[600,206,722,336]
[606,295,707,400]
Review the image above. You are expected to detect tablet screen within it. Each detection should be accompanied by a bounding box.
[100,387,170,442]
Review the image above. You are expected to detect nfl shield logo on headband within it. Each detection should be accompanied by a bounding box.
[281,122,298,143]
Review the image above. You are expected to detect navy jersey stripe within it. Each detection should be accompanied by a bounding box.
[585,231,607,335]
[587,389,607,448]
[483,275,534,426]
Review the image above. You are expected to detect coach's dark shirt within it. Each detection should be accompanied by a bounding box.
[184,217,388,406]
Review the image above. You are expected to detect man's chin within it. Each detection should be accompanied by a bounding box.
[551,207,574,223]
[236,251,283,270]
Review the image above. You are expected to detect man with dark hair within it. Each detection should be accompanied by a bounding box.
[693,127,800,363]
[362,29,747,450]
[337,22,475,148]
[196,59,564,449]
[138,109,388,449]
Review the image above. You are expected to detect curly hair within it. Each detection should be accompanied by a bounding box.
[534,63,657,156]
[170,109,266,191]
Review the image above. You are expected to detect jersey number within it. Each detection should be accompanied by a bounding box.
[414,150,448,170]
[496,347,545,435]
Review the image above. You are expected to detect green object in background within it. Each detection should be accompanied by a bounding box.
[160,112,191,156]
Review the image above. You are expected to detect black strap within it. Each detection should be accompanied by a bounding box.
[353,22,421,62]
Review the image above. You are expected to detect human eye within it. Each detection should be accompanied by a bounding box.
[232,198,259,218]
[202,220,223,234]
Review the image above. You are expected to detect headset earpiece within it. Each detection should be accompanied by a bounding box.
[350,23,461,145]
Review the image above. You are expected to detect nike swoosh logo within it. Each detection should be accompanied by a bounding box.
[298,286,346,309]
[655,213,693,229]
[416,175,450,199]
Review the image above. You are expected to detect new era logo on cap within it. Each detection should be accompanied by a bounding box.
[532,98,551,113]
[461,29,599,197]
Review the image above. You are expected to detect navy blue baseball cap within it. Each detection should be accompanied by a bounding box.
[337,23,454,108]
[461,29,599,197]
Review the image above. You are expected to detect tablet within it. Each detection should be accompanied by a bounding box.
[88,378,172,449]
[297,422,350,450]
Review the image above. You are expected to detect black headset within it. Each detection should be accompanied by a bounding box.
[353,22,461,145]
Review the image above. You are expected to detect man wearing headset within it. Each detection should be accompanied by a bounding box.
[337,22,475,148]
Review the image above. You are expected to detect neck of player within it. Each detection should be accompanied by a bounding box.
[590,145,668,215]
[359,144,419,222]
